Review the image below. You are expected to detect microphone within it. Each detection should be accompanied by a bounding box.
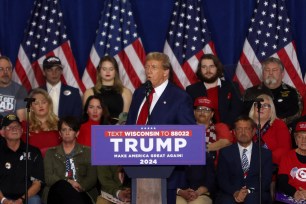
[243,97,264,103]
[252,98,264,103]
[145,80,153,98]
[24,98,36,103]
[24,98,36,109]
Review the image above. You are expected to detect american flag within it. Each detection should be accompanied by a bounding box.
[163,0,216,89]
[233,0,305,94]
[82,0,146,92]
[13,0,85,92]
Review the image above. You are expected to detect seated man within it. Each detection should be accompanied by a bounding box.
[176,153,215,204]
[193,96,233,161]
[216,116,272,204]
[243,57,303,125]
[0,114,44,204]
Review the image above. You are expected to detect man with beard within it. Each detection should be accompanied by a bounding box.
[243,57,302,125]
[0,56,27,121]
[186,54,243,127]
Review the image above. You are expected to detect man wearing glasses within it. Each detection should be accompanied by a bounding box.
[193,96,233,161]
[0,56,27,121]
[0,114,44,204]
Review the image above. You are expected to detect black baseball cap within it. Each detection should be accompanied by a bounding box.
[43,56,63,69]
[1,114,21,128]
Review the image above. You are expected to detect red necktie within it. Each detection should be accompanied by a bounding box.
[136,89,155,125]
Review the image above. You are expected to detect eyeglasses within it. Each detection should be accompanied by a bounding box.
[296,133,306,140]
[195,107,213,113]
[0,67,12,73]
[5,125,22,131]
[254,103,271,109]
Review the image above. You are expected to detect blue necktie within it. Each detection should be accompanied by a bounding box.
[241,149,249,174]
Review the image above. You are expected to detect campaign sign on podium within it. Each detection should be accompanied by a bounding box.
[91,125,205,165]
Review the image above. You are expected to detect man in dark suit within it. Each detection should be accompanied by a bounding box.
[41,56,82,119]
[126,52,196,204]
[126,52,195,125]
[186,54,243,127]
[216,116,273,204]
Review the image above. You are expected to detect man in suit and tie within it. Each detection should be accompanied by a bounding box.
[126,52,195,125]
[216,115,273,204]
[41,56,82,119]
[126,52,196,204]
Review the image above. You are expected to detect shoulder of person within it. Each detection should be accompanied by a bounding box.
[271,118,288,127]
[62,84,79,91]
[219,143,235,154]
[45,146,57,154]
[84,87,94,95]
[122,86,132,95]
[28,144,42,154]
[186,81,202,89]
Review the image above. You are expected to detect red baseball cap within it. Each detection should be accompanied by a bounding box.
[193,97,214,109]
[296,121,306,132]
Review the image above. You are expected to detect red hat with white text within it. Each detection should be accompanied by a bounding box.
[193,97,214,109]
[296,121,306,132]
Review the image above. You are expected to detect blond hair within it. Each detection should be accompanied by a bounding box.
[249,94,277,125]
[28,88,58,132]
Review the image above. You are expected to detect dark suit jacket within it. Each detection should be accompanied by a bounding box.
[186,80,243,127]
[216,143,273,204]
[41,84,82,119]
[126,82,196,125]
[126,81,196,204]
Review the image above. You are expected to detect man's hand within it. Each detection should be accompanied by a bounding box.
[294,187,306,201]
[233,186,249,203]
[178,188,197,202]
[118,188,131,202]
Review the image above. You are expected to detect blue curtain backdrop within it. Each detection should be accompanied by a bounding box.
[0,0,305,80]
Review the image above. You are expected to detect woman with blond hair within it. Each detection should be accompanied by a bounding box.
[249,93,291,165]
[22,88,60,156]
[82,56,132,124]
[249,93,291,199]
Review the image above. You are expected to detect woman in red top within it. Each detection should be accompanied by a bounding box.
[77,95,110,146]
[249,93,291,200]
[22,88,60,157]
[249,94,291,166]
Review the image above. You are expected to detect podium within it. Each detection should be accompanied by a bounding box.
[124,166,174,204]
[92,125,205,204]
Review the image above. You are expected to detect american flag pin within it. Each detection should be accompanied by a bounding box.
[63,90,71,96]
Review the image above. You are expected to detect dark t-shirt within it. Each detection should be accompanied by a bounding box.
[0,140,44,199]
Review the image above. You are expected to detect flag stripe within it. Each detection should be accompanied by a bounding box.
[234,0,304,94]
[164,0,216,89]
[14,0,85,93]
[82,0,146,92]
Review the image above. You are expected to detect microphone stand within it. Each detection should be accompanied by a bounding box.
[255,101,262,204]
[24,98,35,204]
[146,89,152,125]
